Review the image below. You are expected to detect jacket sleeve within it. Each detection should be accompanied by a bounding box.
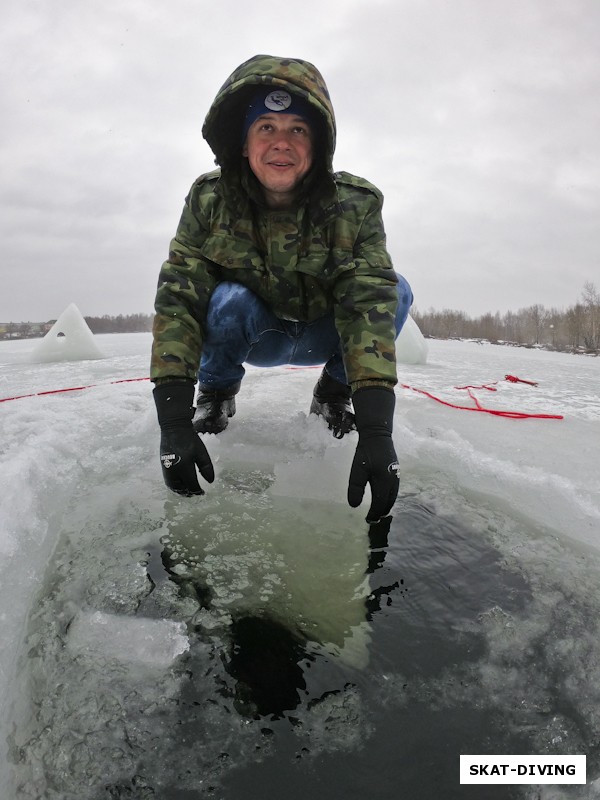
[150,178,219,382]
[331,176,399,391]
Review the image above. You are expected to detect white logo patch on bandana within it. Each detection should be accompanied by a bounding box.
[264,90,292,112]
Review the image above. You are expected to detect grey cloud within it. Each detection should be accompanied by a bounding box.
[1,0,599,321]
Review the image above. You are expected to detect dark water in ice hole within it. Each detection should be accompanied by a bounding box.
[8,492,599,800]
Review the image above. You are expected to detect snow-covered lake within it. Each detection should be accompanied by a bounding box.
[1,332,599,798]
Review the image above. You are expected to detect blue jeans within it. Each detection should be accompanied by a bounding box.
[198,275,413,389]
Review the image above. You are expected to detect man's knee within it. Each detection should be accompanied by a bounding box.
[395,274,414,335]
[397,274,413,309]
[206,282,258,327]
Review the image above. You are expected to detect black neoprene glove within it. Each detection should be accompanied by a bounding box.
[153,381,215,496]
[347,387,400,523]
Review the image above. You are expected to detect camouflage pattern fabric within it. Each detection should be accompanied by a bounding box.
[151,55,399,391]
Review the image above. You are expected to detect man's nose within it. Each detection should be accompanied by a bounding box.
[272,130,291,148]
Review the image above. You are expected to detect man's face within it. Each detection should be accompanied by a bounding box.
[242,113,314,210]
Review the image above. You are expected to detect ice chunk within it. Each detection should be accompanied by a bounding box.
[269,439,354,502]
[67,610,189,668]
[29,303,105,363]
[396,314,428,364]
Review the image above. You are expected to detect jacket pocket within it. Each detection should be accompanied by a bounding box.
[200,233,265,272]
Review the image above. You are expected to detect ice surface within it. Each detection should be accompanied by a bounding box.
[1,331,599,797]
[28,302,104,363]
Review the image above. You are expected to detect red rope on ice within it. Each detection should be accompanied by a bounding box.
[0,372,562,420]
[400,374,563,420]
[0,377,150,403]
[454,384,497,392]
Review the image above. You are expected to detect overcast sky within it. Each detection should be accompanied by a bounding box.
[1,0,599,322]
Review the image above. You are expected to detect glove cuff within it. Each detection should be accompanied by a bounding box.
[153,380,196,428]
[352,386,395,435]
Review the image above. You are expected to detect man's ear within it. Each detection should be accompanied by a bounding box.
[242,142,248,157]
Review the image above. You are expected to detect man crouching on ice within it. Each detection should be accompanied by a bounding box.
[150,54,413,523]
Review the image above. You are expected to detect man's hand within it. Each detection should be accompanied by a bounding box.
[153,381,215,496]
[347,387,400,523]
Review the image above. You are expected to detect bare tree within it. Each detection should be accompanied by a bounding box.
[528,304,550,345]
[581,281,600,351]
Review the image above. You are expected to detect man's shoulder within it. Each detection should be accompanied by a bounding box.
[190,168,221,193]
[333,171,384,201]
[185,169,223,215]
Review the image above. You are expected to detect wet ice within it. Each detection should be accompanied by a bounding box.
[66,610,190,669]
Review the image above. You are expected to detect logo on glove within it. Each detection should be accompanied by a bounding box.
[161,453,180,469]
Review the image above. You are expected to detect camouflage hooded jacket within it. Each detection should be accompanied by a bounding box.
[151,54,399,391]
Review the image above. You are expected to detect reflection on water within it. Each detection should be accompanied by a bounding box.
[160,514,396,723]
[6,476,600,800]
[161,543,312,720]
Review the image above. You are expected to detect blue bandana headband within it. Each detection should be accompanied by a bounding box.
[242,89,316,141]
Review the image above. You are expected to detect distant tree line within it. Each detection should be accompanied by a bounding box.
[2,283,599,354]
[412,282,600,355]
[84,313,153,334]
[0,313,153,339]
